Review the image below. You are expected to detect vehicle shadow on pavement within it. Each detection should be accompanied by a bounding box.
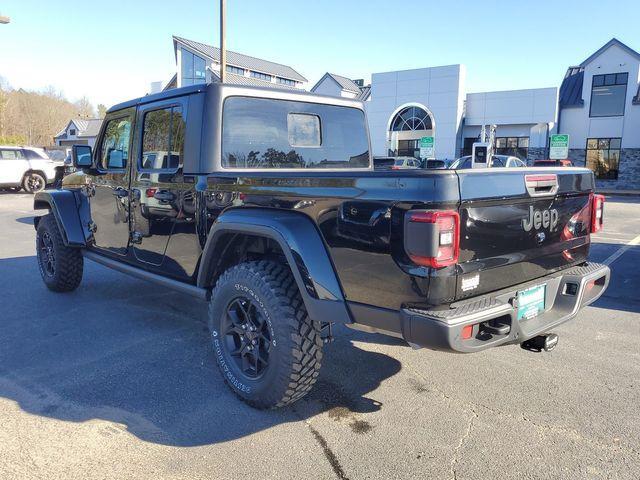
[15,216,35,225]
[589,243,640,314]
[0,255,402,447]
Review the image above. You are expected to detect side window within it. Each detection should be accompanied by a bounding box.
[140,106,185,171]
[491,156,505,167]
[100,116,132,170]
[0,149,23,160]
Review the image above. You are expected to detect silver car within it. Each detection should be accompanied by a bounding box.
[449,154,527,169]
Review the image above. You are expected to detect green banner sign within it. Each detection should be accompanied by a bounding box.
[419,136,435,158]
[550,134,569,160]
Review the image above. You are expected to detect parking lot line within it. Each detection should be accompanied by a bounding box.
[602,233,640,266]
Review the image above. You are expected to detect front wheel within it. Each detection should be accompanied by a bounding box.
[23,172,46,194]
[36,214,84,292]
[208,261,323,409]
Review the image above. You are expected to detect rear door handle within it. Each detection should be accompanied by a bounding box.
[154,190,175,202]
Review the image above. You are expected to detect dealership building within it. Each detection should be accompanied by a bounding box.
[168,36,640,190]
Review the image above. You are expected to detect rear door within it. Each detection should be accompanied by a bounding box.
[455,169,594,300]
[129,97,190,274]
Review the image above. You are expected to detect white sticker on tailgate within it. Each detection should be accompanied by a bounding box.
[461,274,479,292]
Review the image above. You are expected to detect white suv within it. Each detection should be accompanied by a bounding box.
[0,146,58,193]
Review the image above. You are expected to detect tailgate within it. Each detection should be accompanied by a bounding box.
[455,168,595,300]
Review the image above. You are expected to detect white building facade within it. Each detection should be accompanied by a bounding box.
[361,65,557,164]
[316,38,640,189]
[557,39,640,190]
[168,35,640,189]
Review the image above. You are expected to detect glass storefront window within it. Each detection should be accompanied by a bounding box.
[494,137,529,160]
[586,137,621,180]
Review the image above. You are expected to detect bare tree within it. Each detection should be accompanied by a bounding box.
[0,84,94,146]
[75,96,95,118]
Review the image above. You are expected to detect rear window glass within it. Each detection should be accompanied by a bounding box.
[222,97,370,169]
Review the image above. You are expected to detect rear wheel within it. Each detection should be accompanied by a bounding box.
[208,261,323,409]
[23,172,46,194]
[36,214,84,292]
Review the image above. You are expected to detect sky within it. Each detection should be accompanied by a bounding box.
[1,0,638,108]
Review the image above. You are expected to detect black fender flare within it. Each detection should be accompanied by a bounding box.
[33,190,90,247]
[197,208,352,324]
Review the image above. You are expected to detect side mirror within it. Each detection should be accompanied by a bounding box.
[72,145,93,169]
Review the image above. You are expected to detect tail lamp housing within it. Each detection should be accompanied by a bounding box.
[591,194,605,233]
[405,210,460,268]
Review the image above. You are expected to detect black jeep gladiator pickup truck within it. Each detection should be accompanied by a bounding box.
[33,82,610,409]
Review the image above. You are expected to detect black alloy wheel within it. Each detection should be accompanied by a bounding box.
[221,296,272,379]
[37,231,56,277]
[208,261,323,409]
[35,214,84,292]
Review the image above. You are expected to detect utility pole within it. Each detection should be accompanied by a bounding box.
[219,0,226,83]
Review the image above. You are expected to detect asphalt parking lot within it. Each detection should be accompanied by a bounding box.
[0,192,638,480]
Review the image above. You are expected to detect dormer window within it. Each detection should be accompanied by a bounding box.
[590,73,628,117]
[69,128,76,136]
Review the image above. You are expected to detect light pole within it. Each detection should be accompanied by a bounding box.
[219,0,226,83]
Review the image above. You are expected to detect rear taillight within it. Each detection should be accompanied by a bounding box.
[406,210,460,268]
[591,194,605,233]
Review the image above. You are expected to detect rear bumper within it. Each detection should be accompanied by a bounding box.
[351,262,610,353]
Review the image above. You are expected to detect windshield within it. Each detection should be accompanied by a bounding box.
[394,159,405,166]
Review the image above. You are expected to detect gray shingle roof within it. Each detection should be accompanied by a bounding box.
[357,85,371,101]
[311,73,371,100]
[173,35,307,83]
[325,73,362,93]
[559,66,584,108]
[55,118,102,139]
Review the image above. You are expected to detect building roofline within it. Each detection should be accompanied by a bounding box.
[310,72,343,92]
[580,38,640,67]
[172,35,308,82]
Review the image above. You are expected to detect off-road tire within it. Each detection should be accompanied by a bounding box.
[208,261,323,409]
[36,214,84,292]
[23,172,46,194]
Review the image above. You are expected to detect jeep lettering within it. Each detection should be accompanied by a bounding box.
[522,205,559,232]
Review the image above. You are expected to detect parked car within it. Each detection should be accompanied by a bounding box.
[425,159,446,169]
[373,156,396,170]
[449,154,526,169]
[0,146,58,193]
[391,156,421,169]
[533,159,573,167]
[33,82,609,409]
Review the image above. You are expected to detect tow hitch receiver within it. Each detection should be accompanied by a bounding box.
[521,334,558,352]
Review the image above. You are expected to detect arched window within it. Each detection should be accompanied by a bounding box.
[390,106,433,132]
